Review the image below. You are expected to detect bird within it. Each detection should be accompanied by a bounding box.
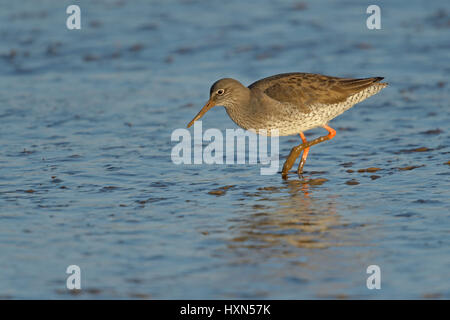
[187,72,388,178]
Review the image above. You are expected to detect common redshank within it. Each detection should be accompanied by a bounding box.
[187,73,388,177]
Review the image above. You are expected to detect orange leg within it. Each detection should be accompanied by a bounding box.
[281,125,337,178]
[297,132,310,175]
[323,125,336,139]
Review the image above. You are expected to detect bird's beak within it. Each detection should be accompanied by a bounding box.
[187,99,215,128]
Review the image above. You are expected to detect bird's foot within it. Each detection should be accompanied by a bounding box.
[297,147,309,176]
[297,160,306,176]
[281,145,304,178]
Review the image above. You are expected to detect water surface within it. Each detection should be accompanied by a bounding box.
[0,0,449,299]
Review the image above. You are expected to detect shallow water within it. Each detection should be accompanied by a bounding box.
[0,0,449,299]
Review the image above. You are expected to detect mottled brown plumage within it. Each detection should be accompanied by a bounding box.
[250,73,384,107]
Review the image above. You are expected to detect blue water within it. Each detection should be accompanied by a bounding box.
[0,0,449,299]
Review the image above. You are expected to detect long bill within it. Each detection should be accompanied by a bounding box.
[187,99,214,128]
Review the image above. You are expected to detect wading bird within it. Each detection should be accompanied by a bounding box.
[187,73,387,178]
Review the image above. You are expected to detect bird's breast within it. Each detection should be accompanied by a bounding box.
[224,102,313,136]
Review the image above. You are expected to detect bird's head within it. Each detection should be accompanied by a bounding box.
[187,78,248,128]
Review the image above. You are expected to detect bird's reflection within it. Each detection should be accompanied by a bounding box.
[219,176,375,298]
[227,176,356,259]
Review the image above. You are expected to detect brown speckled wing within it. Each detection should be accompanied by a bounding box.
[249,73,384,110]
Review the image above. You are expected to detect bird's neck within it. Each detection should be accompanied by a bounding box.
[225,88,258,130]
[226,87,251,110]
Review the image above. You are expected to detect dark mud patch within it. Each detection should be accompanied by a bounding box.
[292,2,308,11]
[426,9,450,29]
[396,147,431,154]
[309,171,328,175]
[357,167,381,173]
[420,129,443,135]
[345,179,360,185]
[129,43,144,52]
[257,186,279,192]
[355,42,372,50]
[422,293,443,299]
[340,162,354,168]
[437,81,446,88]
[150,181,173,188]
[395,212,418,218]
[173,46,194,55]
[398,165,425,171]
[128,292,151,299]
[83,54,100,62]
[55,289,82,296]
[55,288,105,296]
[208,190,224,196]
[100,186,118,192]
[179,103,194,109]
[337,127,357,131]
[208,185,235,196]
[304,178,328,186]
[85,288,102,295]
[413,199,441,204]
[136,197,168,204]
[20,149,35,155]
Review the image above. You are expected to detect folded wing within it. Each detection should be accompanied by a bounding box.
[249,73,385,109]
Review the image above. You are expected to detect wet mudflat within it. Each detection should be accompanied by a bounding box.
[0,0,449,298]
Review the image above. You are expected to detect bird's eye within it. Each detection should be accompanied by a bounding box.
[217,89,225,95]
